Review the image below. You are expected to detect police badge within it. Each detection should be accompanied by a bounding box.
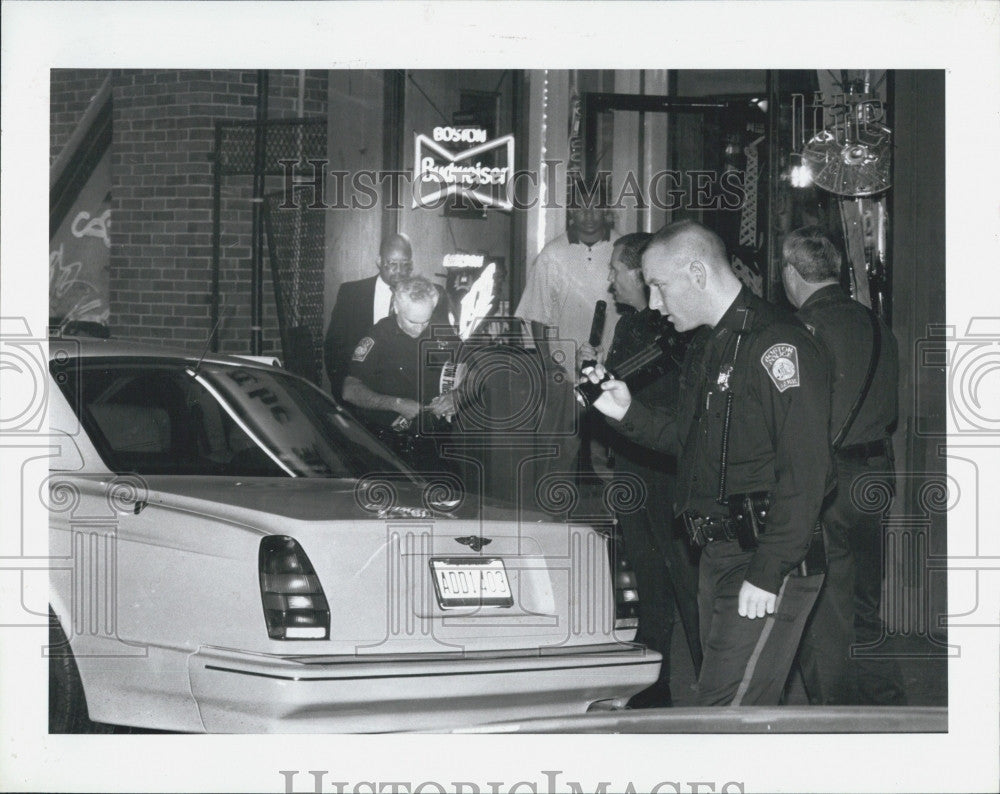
[352,336,375,362]
[717,363,734,391]
[761,343,800,392]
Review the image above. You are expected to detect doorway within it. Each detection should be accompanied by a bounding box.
[580,92,770,296]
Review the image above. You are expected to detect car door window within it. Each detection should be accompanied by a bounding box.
[56,358,414,479]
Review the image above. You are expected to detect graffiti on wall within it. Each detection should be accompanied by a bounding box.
[49,152,111,330]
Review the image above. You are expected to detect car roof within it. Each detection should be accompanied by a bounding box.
[48,336,280,370]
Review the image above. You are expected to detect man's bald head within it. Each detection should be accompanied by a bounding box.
[379,233,412,262]
[646,220,730,275]
[377,233,413,287]
[641,220,741,332]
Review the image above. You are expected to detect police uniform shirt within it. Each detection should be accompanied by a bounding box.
[797,284,898,448]
[347,316,458,427]
[605,307,686,472]
[610,287,834,595]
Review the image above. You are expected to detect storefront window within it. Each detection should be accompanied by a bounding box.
[401,70,517,313]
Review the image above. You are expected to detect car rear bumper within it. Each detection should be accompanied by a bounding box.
[188,643,661,732]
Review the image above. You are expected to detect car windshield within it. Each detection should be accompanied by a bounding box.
[56,357,415,479]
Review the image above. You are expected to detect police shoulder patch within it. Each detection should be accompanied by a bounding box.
[352,337,375,362]
[760,343,800,392]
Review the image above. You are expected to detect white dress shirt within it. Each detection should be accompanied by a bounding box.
[515,231,621,347]
[373,277,393,325]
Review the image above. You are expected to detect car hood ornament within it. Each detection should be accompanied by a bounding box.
[454,535,492,552]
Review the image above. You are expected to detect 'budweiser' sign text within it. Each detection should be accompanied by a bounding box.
[413,127,515,210]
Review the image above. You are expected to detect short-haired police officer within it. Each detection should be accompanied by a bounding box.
[583,220,833,705]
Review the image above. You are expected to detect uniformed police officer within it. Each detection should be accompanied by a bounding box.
[342,276,459,471]
[593,232,702,707]
[583,220,833,706]
[782,225,907,705]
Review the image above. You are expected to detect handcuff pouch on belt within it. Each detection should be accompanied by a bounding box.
[727,490,770,551]
[684,491,826,575]
[729,491,829,577]
[681,491,766,551]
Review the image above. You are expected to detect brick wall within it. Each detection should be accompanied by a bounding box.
[52,68,327,353]
[50,69,110,165]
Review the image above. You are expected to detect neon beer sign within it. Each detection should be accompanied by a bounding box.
[413,126,514,210]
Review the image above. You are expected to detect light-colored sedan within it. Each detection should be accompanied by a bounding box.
[47,338,660,732]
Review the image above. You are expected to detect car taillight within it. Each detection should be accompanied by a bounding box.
[259,536,330,640]
[609,533,640,631]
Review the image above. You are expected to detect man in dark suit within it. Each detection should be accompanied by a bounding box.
[324,233,415,398]
[325,233,453,398]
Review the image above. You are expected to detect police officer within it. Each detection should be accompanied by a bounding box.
[590,232,702,707]
[782,225,906,705]
[324,233,450,399]
[583,220,833,706]
[342,276,459,471]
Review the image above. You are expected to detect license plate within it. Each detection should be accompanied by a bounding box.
[429,558,514,609]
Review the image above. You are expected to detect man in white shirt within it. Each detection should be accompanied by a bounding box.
[516,180,621,476]
[516,183,621,351]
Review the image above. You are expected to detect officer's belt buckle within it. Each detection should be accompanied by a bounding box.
[681,513,704,546]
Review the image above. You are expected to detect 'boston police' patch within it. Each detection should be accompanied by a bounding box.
[761,343,800,392]
[352,336,375,362]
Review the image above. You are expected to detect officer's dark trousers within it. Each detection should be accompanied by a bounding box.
[696,540,824,706]
[798,453,907,705]
[661,518,703,676]
[618,508,677,694]
[616,459,702,688]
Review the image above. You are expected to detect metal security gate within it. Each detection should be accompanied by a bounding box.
[264,190,325,384]
[211,118,326,382]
